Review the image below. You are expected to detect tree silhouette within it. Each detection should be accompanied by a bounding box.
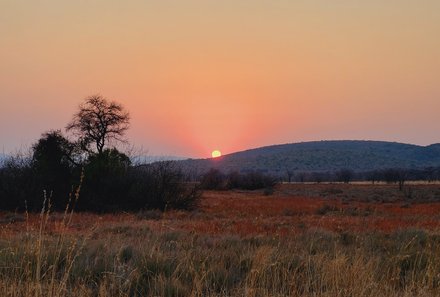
[32,130,75,170]
[31,130,75,209]
[66,95,130,155]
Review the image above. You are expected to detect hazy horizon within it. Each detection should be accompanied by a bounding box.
[1,1,439,158]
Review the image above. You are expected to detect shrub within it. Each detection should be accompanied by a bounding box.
[31,130,77,210]
[78,148,131,211]
[136,209,163,220]
[129,161,201,211]
[200,168,226,190]
[316,204,339,215]
[335,168,354,183]
[0,155,40,211]
[200,169,277,191]
[227,171,277,190]
[0,152,200,212]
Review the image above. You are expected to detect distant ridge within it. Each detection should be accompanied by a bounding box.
[178,140,440,175]
[132,155,188,164]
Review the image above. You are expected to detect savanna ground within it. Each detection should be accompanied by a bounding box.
[2,183,440,296]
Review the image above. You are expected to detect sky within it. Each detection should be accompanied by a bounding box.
[1,0,439,158]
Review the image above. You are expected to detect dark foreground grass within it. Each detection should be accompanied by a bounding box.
[2,183,440,297]
[1,220,440,297]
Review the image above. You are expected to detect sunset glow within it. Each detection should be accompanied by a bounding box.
[0,1,439,157]
[211,150,222,158]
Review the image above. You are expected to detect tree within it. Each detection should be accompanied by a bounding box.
[381,168,407,190]
[200,168,225,190]
[80,148,131,211]
[336,168,354,184]
[31,130,76,209]
[285,169,294,183]
[396,169,408,191]
[296,172,307,183]
[32,130,76,171]
[66,95,130,155]
[365,170,381,184]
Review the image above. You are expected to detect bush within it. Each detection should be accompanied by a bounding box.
[227,171,277,190]
[78,148,132,211]
[136,209,163,220]
[127,161,201,211]
[0,155,40,211]
[0,151,200,213]
[200,168,225,190]
[200,169,277,191]
[0,131,79,212]
[335,168,354,183]
[31,130,77,210]
[78,157,201,212]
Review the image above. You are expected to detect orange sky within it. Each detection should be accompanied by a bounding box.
[1,1,439,158]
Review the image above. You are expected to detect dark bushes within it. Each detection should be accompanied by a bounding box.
[0,152,200,212]
[227,171,277,190]
[0,95,201,213]
[76,158,200,212]
[200,169,277,191]
[124,161,201,211]
[79,148,132,211]
[0,131,78,211]
[0,156,39,211]
[200,169,226,190]
[31,130,77,209]
[335,169,354,184]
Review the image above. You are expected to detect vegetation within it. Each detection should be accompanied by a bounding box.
[200,169,277,191]
[178,140,440,176]
[0,95,199,213]
[66,95,130,155]
[2,97,440,297]
[2,184,440,296]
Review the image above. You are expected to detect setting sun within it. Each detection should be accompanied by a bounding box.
[211,150,222,158]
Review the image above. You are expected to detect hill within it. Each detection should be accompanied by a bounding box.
[178,140,440,176]
[131,155,187,164]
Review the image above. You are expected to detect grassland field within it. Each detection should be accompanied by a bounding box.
[2,183,440,296]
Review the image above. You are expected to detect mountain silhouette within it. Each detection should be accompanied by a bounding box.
[178,140,440,175]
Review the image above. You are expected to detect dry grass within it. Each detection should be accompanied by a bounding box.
[1,184,440,296]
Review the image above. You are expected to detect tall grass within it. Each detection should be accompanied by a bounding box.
[1,216,440,296]
[1,179,439,296]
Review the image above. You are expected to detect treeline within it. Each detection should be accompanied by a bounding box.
[0,96,200,212]
[199,168,277,192]
[283,167,440,186]
[194,167,440,191]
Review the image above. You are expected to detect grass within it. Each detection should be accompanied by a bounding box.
[1,183,440,296]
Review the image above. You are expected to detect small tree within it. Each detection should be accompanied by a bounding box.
[285,169,294,183]
[80,148,131,211]
[32,130,76,209]
[296,172,307,183]
[32,130,76,171]
[200,168,225,190]
[66,95,130,155]
[336,169,354,184]
[396,169,408,191]
[365,170,381,184]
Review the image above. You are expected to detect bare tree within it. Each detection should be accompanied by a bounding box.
[66,95,130,155]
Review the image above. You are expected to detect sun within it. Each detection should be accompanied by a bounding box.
[211,150,222,158]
